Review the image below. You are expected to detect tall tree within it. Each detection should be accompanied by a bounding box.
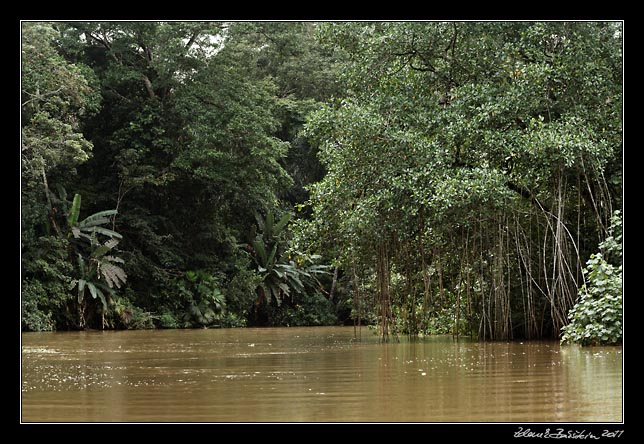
[21,22,102,331]
[51,22,295,324]
[302,21,622,339]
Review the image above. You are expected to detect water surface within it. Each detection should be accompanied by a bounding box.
[21,326,622,422]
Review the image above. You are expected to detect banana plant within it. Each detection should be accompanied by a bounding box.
[70,236,126,311]
[67,193,122,242]
[65,193,127,326]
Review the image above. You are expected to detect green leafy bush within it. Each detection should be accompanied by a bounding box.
[178,271,226,328]
[21,284,55,332]
[157,311,180,329]
[21,236,75,331]
[269,291,338,327]
[561,211,622,346]
[219,312,248,328]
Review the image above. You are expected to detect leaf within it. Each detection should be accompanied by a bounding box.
[67,193,81,227]
[56,184,68,203]
[252,239,268,267]
[87,281,98,300]
[91,239,120,259]
[79,209,118,228]
[75,279,88,303]
[277,281,290,295]
[100,263,127,288]
[76,253,85,273]
[274,212,292,236]
[264,212,274,240]
[95,286,108,309]
[267,242,278,266]
[83,226,123,239]
[289,274,305,294]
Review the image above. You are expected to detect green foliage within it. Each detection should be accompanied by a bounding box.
[21,236,75,331]
[21,22,105,331]
[21,22,99,184]
[157,311,180,329]
[40,21,308,329]
[269,291,338,327]
[561,211,622,346]
[21,283,55,332]
[218,312,248,328]
[301,21,622,339]
[177,271,226,328]
[22,21,620,337]
[67,193,81,226]
[248,212,330,318]
[64,194,127,327]
[107,295,158,329]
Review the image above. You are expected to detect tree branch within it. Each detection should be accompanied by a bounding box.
[506,181,552,215]
[185,31,200,50]
[141,74,156,99]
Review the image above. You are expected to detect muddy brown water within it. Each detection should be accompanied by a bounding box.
[21,326,622,422]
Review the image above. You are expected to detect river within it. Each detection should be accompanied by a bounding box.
[21,326,622,423]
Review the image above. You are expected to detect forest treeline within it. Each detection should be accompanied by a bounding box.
[21,21,622,344]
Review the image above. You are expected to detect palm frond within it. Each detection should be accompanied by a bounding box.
[104,255,125,264]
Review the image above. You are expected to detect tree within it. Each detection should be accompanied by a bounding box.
[66,193,127,328]
[21,22,101,331]
[301,22,622,340]
[44,22,301,325]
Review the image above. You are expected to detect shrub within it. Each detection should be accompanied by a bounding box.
[269,291,338,327]
[561,211,622,346]
[157,311,180,329]
[21,236,75,331]
[21,282,55,332]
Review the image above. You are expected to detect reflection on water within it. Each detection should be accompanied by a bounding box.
[21,326,622,422]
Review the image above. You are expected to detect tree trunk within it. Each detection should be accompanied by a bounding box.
[41,165,60,236]
[141,74,156,99]
[329,265,339,301]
